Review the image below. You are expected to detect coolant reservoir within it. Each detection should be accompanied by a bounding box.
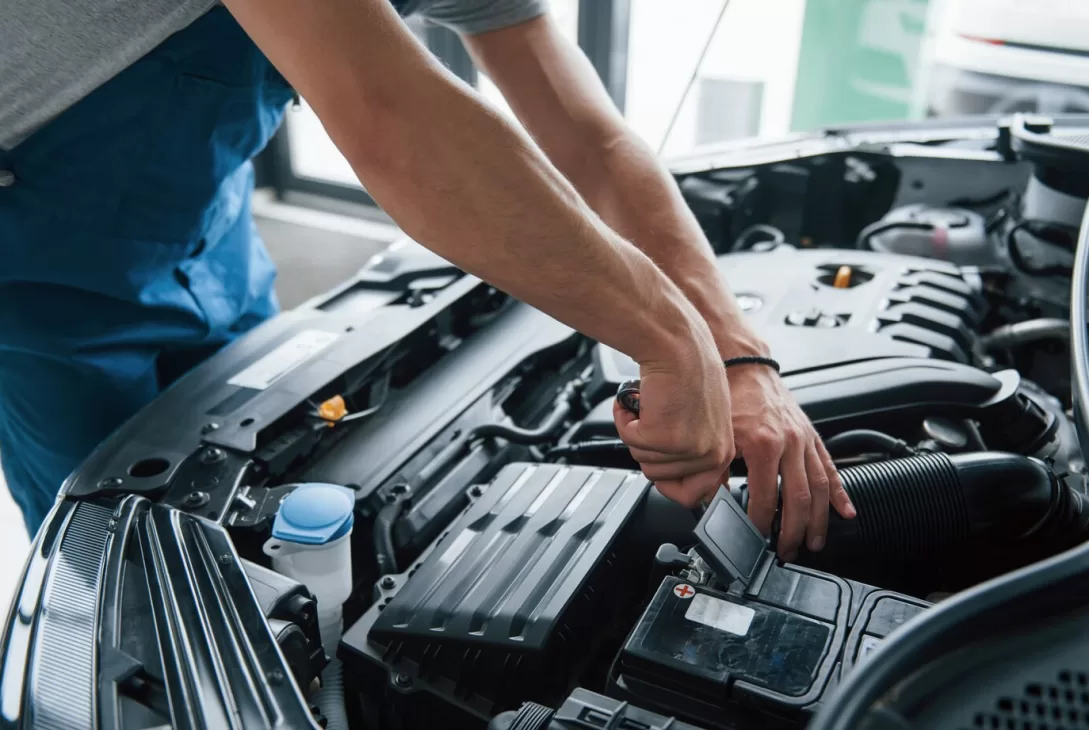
[263,483,355,647]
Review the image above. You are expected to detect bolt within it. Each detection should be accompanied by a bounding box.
[182,491,210,508]
[201,422,220,434]
[98,477,124,489]
[391,483,410,497]
[468,485,483,498]
[218,555,233,566]
[393,672,412,688]
[266,669,285,685]
[200,447,226,465]
[380,576,397,590]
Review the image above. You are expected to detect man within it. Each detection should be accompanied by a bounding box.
[0,0,854,556]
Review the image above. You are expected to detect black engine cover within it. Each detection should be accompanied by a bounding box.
[342,463,677,727]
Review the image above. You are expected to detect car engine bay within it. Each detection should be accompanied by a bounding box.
[48,114,1089,730]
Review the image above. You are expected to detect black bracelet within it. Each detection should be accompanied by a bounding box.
[723,355,781,373]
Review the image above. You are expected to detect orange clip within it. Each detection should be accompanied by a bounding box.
[833,265,852,289]
[318,395,348,425]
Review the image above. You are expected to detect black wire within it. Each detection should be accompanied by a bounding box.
[656,0,733,155]
[1006,218,1079,277]
[731,223,785,252]
[947,187,1017,210]
[855,219,931,250]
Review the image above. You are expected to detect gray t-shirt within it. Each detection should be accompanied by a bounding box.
[0,0,545,150]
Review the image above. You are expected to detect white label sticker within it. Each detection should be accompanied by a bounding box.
[684,593,756,637]
[227,330,340,391]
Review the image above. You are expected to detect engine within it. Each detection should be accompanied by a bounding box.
[314,244,1088,730]
[69,115,1089,730]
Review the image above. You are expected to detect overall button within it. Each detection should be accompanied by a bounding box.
[0,170,15,187]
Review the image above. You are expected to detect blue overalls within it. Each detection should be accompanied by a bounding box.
[0,7,299,535]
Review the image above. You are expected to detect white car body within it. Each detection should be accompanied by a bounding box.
[926,0,1089,116]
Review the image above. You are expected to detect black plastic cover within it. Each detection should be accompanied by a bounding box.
[840,590,930,675]
[693,486,768,588]
[489,688,707,730]
[343,463,656,723]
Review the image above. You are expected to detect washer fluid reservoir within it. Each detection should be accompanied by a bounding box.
[263,483,355,648]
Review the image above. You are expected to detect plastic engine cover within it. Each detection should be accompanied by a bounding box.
[341,463,657,726]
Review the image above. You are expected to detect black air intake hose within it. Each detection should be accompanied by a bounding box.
[798,452,1089,589]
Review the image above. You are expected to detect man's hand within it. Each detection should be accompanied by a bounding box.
[466,13,856,550]
[727,365,856,560]
[613,338,735,509]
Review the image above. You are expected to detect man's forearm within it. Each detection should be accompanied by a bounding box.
[223,0,716,368]
[567,130,770,360]
[348,75,716,367]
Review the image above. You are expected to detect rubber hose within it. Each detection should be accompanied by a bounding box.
[374,498,406,576]
[314,616,348,730]
[469,402,572,445]
[469,381,580,446]
[824,429,915,458]
[315,659,348,730]
[799,452,1089,586]
[980,318,1070,350]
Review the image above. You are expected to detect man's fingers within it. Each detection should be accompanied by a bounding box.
[817,439,856,519]
[803,442,831,552]
[629,446,685,464]
[777,440,811,561]
[654,469,722,508]
[639,450,726,483]
[744,442,780,536]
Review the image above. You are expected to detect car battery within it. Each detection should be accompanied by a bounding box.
[610,487,930,730]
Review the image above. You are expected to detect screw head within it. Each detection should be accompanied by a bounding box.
[98,477,124,489]
[266,669,285,685]
[380,576,397,590]
[469,485,483,498]
[201,422,220,434]
[182,491,210,508]
[200,447,226,465]
[393,672,412,688]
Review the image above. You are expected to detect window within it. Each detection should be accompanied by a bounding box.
[282,4,579,191]
[476,0,581,123]
[282,16,430,191]
[624,0,936,157]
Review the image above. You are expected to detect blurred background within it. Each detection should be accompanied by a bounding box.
[3,0,1089,613]
[271,0,1089,199]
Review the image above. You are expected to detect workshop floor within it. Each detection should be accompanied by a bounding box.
[0,192,398,624]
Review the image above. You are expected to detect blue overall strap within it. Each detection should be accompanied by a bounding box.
[0,7,294,535]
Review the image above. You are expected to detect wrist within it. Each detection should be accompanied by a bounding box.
[673,273,771,361]
[631,283,718,370]
[706,311,771,361]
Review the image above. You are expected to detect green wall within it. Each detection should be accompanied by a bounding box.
[791,0,930,131]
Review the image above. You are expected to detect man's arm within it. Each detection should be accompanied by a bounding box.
[463,13,855,558]
[221,0,736,501]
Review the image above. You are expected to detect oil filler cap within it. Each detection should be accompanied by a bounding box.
[271,483,355,545]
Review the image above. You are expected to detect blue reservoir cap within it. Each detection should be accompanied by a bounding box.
[272,483,355,545]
